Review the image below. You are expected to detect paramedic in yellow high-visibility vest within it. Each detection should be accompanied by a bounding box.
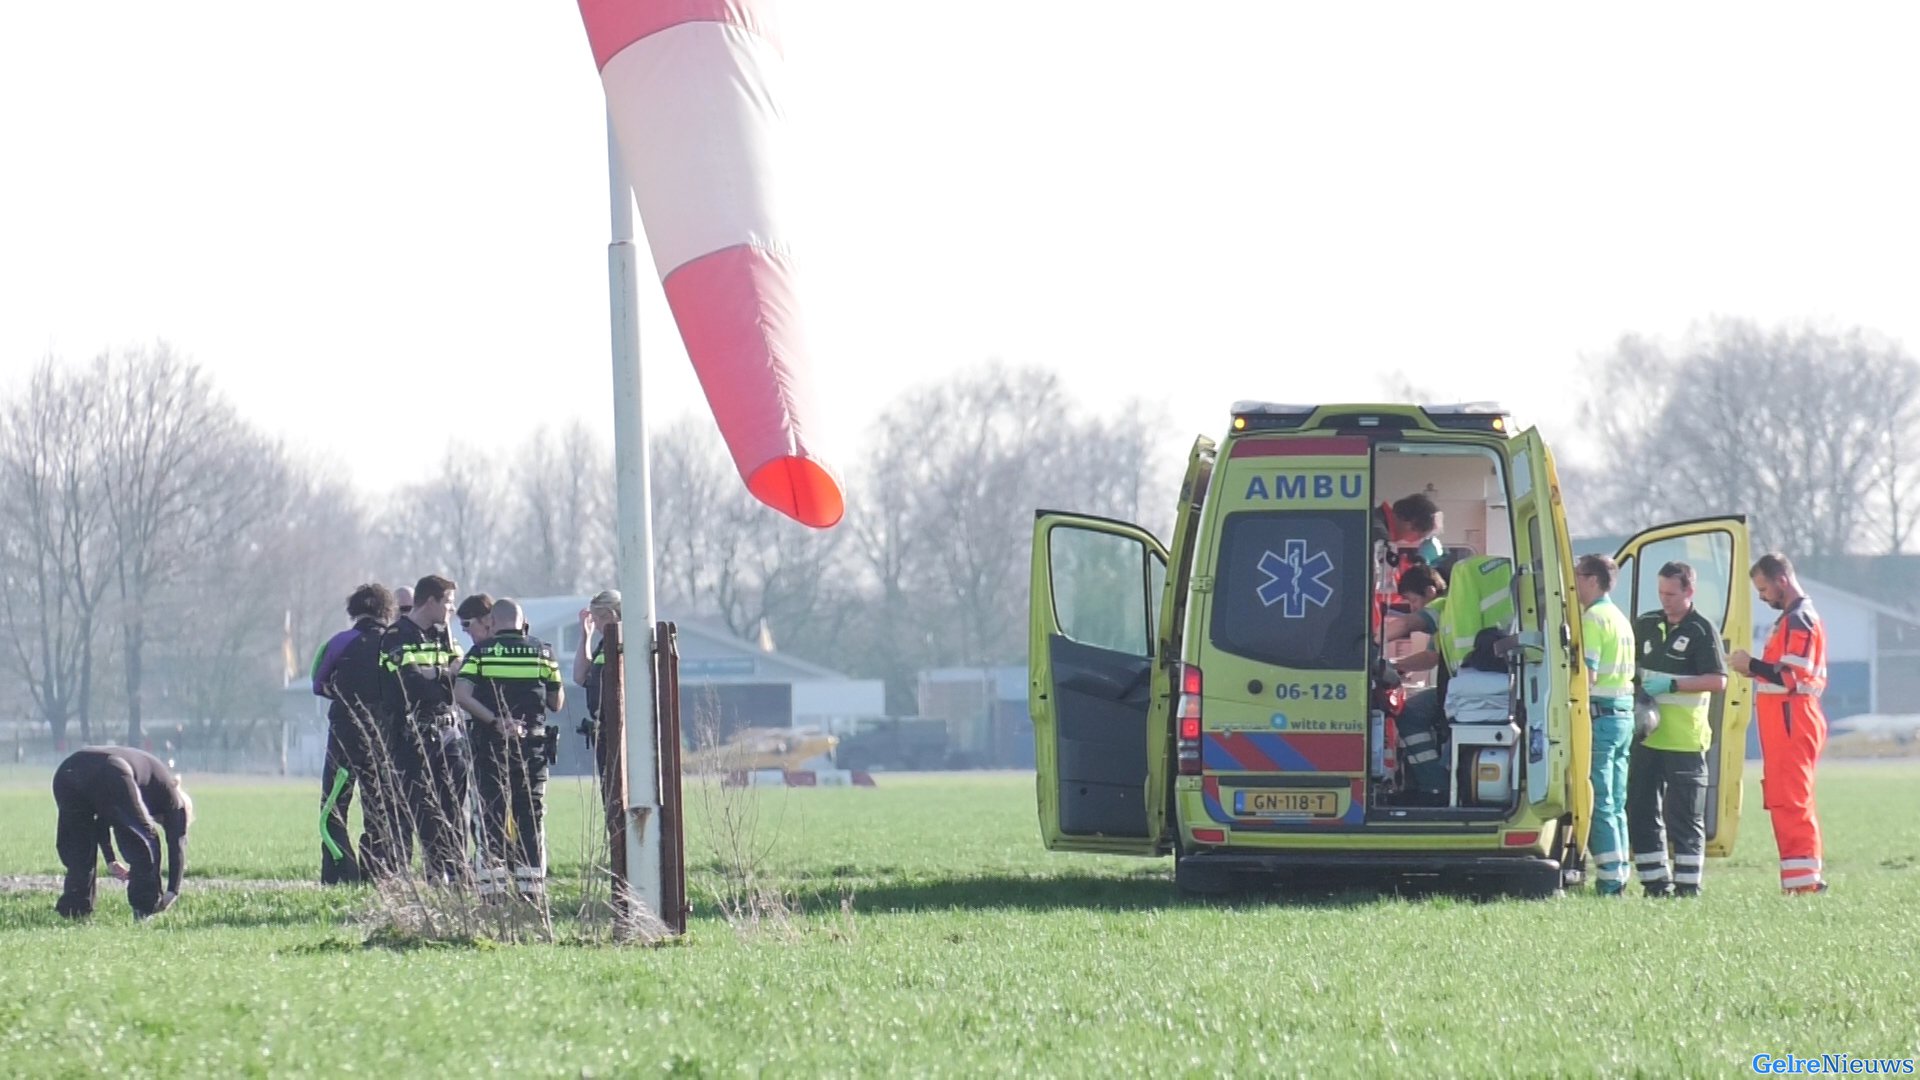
[1386,558,1515,802]
[1628,561,1727,898]
[1576,554,1637,897]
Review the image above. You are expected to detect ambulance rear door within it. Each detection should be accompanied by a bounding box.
[1146,437,1216,836]
[1510,429,1585,834]
[1030,511,1168,855]
[1610,517,1753,857]
[1193,436,1372,832]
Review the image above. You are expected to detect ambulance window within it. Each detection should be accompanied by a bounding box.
[1049,527,1156,656]
[1610,553,1637,616]
[1632,531,1734,629]
[1209,510,1368,671]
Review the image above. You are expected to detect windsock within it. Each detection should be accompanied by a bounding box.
[578,0,844,529]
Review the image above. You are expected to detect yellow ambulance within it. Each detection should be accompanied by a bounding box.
[1028,402,1752,895]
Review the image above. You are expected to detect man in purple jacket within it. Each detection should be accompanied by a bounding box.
[311,583,401,883]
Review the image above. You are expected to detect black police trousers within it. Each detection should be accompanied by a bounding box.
[391,711,470,884]
[52,754,162,918]
[470,722,551,893]
[319,707,407,884]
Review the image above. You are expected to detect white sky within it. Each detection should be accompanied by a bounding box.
[4,2,1917,495]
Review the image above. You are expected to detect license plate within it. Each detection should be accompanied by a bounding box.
[1234,789,1341,817]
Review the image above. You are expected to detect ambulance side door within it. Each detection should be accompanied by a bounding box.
[1610,516,1753,857]
[1510,429,1582,825]
[1030,511,1169,855]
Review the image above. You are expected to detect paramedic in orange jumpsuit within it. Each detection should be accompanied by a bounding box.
[1729,552,1830,895]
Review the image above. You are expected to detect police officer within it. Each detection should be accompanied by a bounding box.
[1731,553,1831,895]
[51,746,192,919]
[1628,561,1728,898]
[573,590,622,740]
[382,574,469,884]
[1575,554,1636,896]
[573,589,623,845]
[455,598,564,899]
[456,593,495,652]
[311,583,405,883]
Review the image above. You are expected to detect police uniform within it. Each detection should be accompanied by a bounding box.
[1749,596,1830,893]
[51,746,189,919]
[1628,606,1725,897]
[579,631,632,856]
[382,616,468,883]
[458,628,562,897]
[583,633,614,761]
[1581,595,1637,895]
[312,615,406,882]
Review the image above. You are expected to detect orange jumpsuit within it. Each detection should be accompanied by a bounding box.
[1751,597,1828,893]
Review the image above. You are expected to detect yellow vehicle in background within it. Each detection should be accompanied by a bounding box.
[1028,402,1752,895]
[681,726,838,775]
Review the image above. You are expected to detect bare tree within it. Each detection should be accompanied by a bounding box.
[1861,358,1920,554]
[650,416,754,621]
[734,509,853,656]
[93,344,283,744]
[648,416,854,650]
[500,422,614,596]
[263,465,381,688]
[850,411,928,711]
[1576,321,1920,556]
[837,368,1179,705]
[1047,401,1177,537]
[0,361,114,747]
[167,551,290,759]
[381,446,505,591]
[901,363,1078,664]
[1567,333,1677,537]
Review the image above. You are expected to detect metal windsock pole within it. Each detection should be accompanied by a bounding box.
[605,111,663,921]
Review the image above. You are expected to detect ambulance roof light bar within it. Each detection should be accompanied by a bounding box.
[1421,402,1510,433]
[1227,401,1511,433]
[1229,402,1316,431]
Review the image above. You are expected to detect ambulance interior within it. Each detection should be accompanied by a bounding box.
[1372,442,1523,814]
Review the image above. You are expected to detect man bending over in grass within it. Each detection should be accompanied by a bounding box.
[51,746,193,919]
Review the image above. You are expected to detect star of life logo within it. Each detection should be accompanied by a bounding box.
[1256,540,1335,618]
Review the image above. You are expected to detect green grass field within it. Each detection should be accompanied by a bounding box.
[1,764,1916,1077]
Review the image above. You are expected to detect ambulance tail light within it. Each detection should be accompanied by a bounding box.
[1175,663,1204,776]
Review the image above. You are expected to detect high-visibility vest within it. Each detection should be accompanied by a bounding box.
[1582,595,1637,708]
[1437,556,1515,674]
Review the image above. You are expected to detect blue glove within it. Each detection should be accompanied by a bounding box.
[1639,673,1675,696]
[1416,536,1446,565]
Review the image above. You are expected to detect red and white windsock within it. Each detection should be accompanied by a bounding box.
[578,0,844,528]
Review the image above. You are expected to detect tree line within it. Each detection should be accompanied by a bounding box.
[1562,318,1920,556]
[6,320,1914,752]
[0,347,1174,750]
